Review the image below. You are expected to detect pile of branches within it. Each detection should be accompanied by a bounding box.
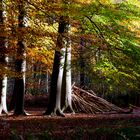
[72,85,130,114]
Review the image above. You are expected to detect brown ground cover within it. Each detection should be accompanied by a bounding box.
[1,94,139,140]
[0,108,140,140]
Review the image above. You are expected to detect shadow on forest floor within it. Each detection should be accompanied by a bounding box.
[3,94,140,140]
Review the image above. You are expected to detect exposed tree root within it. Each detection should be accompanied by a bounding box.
[72,85,132,114]
[62,104,75,114]
[43,109,65,117]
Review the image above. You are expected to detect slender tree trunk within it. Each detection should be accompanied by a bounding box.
[13,1,26,115]
[46,70,49,93]
[79,38,86,88]
[61,44,74,113]
[55,47,66,115]
[0,76,8,114]
[0,0,8,115]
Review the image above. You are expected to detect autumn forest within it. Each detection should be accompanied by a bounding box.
[0,0,140,139]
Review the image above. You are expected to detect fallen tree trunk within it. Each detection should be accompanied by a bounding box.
[72,85,132,114]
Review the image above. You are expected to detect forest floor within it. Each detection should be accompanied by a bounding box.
[0,94,140,140]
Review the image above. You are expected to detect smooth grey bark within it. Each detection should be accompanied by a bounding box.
[45,15,74,116]
[45,17,67,116]
[0,0,8,115]
[61,43,74,113]
[13,1,27,115]
[0,76,8,114]
[45,70,49,93]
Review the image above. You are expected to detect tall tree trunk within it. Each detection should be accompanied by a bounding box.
[79,38,86,88]
[61,43,74,113]
[13,1,26,115]
[45,16,66,116]
[0,0,8,115]
[45,14,73,116]
[45,70,49,93]
[45,50,60,115]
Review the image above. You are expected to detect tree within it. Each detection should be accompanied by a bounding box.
[0,0,8,115]
[13,0,27,115]
[73,0,140,100]
[0,0,139,116]
[45,0,74,116]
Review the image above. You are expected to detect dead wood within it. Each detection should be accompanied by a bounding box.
[72,85,131,114]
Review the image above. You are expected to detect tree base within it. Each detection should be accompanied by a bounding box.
[62,105,75,114]
[44,109,65,117]
[0,110,9,116]
[13,110,29,116]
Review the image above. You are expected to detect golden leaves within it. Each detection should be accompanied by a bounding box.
[27,47,54,68]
